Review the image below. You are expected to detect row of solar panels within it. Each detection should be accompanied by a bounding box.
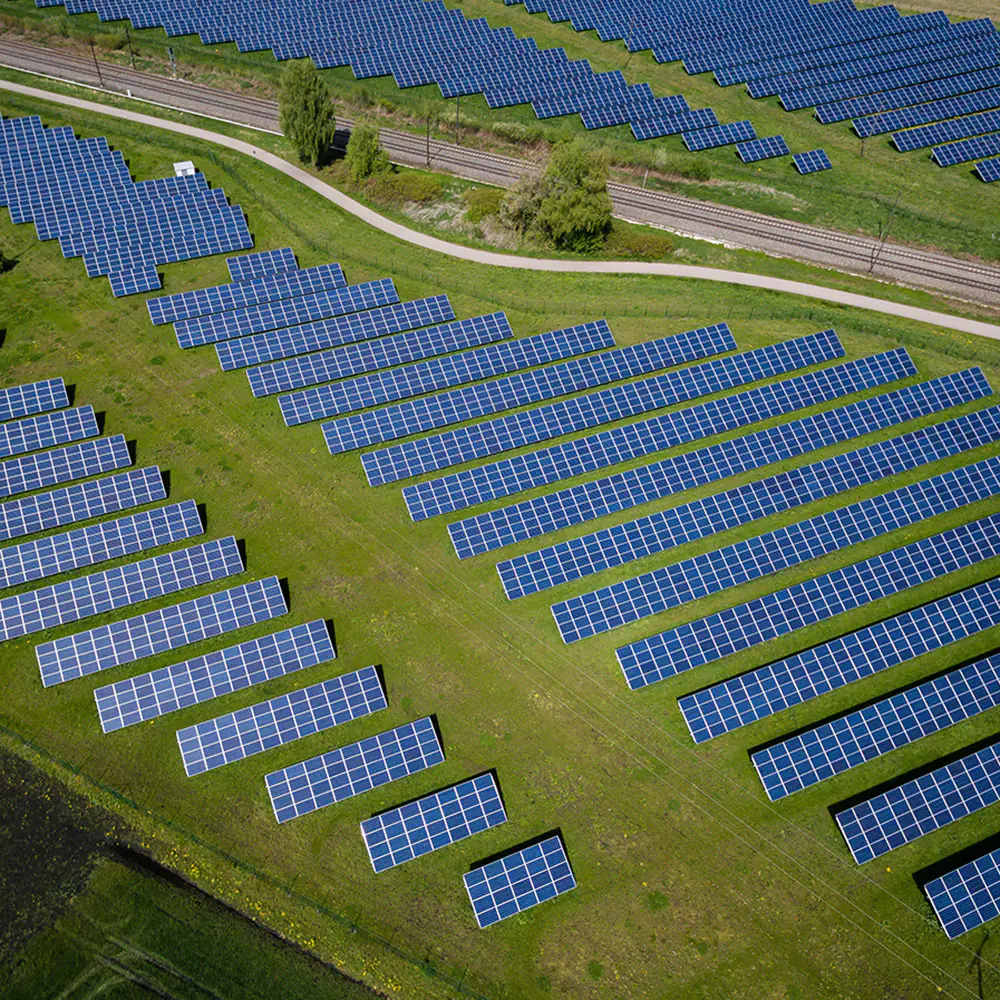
[0,113,253,295]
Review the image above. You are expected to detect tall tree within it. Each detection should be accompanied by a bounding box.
[532,140,613,252]
[279,61,337,166]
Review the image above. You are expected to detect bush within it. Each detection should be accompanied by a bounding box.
[497,175,545,234]
[604,224,675,260]
[491,121,529,143]
[463,187,504,224]
[279,61,337,166]
[344,122,391,185]
[654,150,712,182]
[366,171,444,205]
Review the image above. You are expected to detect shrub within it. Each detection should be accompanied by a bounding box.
[279,61,337,166]
[344,122,391,185]
[366,171,443,205]
[491,121,530,143]
[463,187,504,224]
[605,224,675,260]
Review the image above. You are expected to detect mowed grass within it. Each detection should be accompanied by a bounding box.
[4,0,1000,264]
[2,97,1000,1000]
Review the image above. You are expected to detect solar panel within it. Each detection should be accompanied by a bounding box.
[0,406,98,460]
[0,378,68,422]
[404,348,917,523]
[853,87,1000,138]
[250,312,513,398]
[976,158,1000,183]
[932,132,1000,168]
[683,121,756,150]
[109,265,161,298]
[340,322,740,470]
[926,848,1000,938]
[265,716,444,824]
[174,278,399,348]
[0,499,202,591]
[680,575,1000,744]
[147,262,346,325]
[178,666,386,775]
[361,773,507,872]
[893,109,1000,152]
[793,149,833,174]
[736,135,790,162]
[0,434,131,500]
[453,368,987,560]
[553,454,1000,643]
[753,650,1000,801]
[836,742,1000,864]
[280,321,617,425]
[226,247,297,283]
[0,535,243,644]
[500,405,1000,600]
[216,296,456,371]
[464,835,576,928]
[617,510,1000,691]
[95,619,335,733]
[0,466,165,543]
[37,576,287,687]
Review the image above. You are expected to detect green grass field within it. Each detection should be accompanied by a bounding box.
[2,0,999,264]
[2,94,1000,1000]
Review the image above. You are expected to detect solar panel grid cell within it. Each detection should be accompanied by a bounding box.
[226,246,297,283]
[0,378,68,423]
[736,135,791,162]
[0,434,131,500]
[0,406,98,460]
[926,849,1000,937]
[793,149,833,173]
[977,159,1000,182]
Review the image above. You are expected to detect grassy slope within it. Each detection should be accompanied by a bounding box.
[1,98,1000,1000]
[2,0,999,264]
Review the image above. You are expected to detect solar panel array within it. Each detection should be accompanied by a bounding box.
[552,455,1000,643]
[793,150,833,174]
[0,406,98,460]
[452,366,985,559]
[680,574,1000,744]
[216,296,456,371]
[932,133,1000,168]
[342,322,740,471]
[0,434,131,500]
[37,576,288,687]
[499,405,1000,600]
[177,665,386,775]
[226,247,297,283]
[0,466,166,543]
[147,262,345,326]
[836,742,1000,864]
[361,773,507,872]
[0,378,68,422]
[683,121,756,151]
[892,109,1000,152]
[736,135,790,163]
[464,835,576,928]
[976,158,1000,183]
[0,499,203,591]
[0,113,252,295]
[404,348,916,522]
[0,535,243,643]
[280,321,617,425]
[95,619,335,733]
[926,849,1000,938]
[252,312,513,400]
[853,87,1000,138]
[617,510,1000,691]
[752,650,1000,801]
[266,716,444,824]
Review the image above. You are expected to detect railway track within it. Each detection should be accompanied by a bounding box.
[2,34,999,306]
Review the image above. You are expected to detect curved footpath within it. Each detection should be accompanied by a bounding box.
[3,78,1000,343]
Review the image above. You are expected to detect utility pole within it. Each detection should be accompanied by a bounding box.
[125,23,136,70]
[868,188,903,274]
[89,40,104,88]
[167,45,177,79]
[455,95,460,145]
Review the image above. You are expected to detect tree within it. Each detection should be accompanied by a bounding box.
[344,122,390,184]
[279,61,337,166]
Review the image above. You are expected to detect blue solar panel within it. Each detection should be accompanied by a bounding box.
[0,378,68,422]
[0,406,98,460]
[226,247,297,283]
[404,348,917,523]
[499,405,1000,600]
[250,312,513,398]
[683,121,756,150]
[265,716,444,824]
[147,262,345,325]
[0,535,242,643]
[736,135,790,162]
[0,434,131,500]
[37,576,287,687]
[109,265,161,298]
[853,88,1000,138]
[216,296,456,371]
[342,323,739,472]
[618,510,1000,691]
[95,619,335,733]
[0,466,166,543]
[680,575,1000,744]
[933,132,1000,167]
[793,149,833,174]
[177,666,386,775]
[553,455,1000,643]
[174,278,399,348]
[280,321,617,425]
[464,835,576,928]
[976,158,1000,182]
[453,368,987,560]
[753,650,1000,801]
[0,499,202,591]
[362,773,507,872]
[893,109,1000,151]
[630,108,719,141]
[926,848,1000,938]
[836,742,1000,864]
